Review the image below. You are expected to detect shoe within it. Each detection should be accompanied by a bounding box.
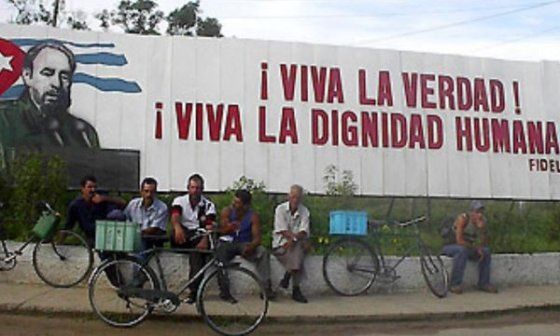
[265,286,277,300]
[185,293,196,305]
[478,284,498,293]
[292,286,308,304]
[279,272,291,290]
[449,285,463,294]
[219,292,238,304]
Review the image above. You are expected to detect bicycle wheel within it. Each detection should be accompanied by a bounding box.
[322,238,379,296]
[88,257,159,328]
[198,265,268,336]
[33,230,93,288]
[419,245,449,298]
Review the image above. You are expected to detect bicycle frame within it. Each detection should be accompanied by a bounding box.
[1,235,35,263]
[0,201,60,265]
[128,229,224,299]
[137,246,217,297]
[369,218,427,273]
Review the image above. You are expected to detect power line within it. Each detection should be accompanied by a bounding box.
[216,4,532,20]
[354,0,560,45]
[471,26,560,54]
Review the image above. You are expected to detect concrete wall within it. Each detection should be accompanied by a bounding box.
[1,241,559,295]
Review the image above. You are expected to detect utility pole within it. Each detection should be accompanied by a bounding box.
[52,0,60,27]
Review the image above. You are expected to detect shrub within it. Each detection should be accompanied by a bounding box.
[3,153,67,239]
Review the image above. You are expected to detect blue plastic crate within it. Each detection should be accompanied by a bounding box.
[329,211,367,235]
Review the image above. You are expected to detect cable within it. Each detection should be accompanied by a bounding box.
[471,26,560,54]
[354,0,560,45]
[216,4,533,20]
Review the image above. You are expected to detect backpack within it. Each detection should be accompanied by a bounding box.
[439,215,457,244]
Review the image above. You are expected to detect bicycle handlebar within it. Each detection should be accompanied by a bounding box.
[43,202,54,213]
[395,216,427,227]
[369,216,427,229]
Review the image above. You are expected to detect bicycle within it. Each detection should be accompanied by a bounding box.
[322,215,449,298]
[88,227,268,336]
[0,201,93,288]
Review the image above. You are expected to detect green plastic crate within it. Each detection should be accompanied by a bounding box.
[32,212,60,240]
[95,221,141,252]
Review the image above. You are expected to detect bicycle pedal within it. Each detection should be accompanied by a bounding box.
[157,299,179,314]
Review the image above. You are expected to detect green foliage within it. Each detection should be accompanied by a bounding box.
[166,1,223,37]
[7,0,89,30]
[106,0,164,35]
[166,1,198,35]
[196,17,223,37]
[93,0,223,37]
[2,155,558,255]
[3,153,68,239]
[323,164,358,197]
[226,176,266,193]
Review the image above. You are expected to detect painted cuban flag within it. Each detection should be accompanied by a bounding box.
[0,37,142,100]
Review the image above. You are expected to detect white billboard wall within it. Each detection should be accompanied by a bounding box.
[1,24,559,199]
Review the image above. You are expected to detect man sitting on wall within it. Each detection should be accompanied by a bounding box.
[442,200,497,294]
[216,189,276,300]
[272,184,311,303]
[123,177,168,259]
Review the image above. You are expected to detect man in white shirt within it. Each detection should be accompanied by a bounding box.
[170,174,216,304]
[272,184,311,303]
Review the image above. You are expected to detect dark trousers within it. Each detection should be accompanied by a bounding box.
[171,227,208,296]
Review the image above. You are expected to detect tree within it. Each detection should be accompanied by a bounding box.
[95,0,223,37]
[95,9,111,30]
[166,1,199,36]
[166,1,222,37]
[97,0,164,35]
[196,17,222,37]
[6,0,89,30]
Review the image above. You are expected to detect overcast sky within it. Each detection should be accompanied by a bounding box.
[1,0,559,62]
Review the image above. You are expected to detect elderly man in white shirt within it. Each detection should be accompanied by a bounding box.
[272,184,311,303]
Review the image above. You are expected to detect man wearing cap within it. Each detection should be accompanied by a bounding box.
[442,200,497,294]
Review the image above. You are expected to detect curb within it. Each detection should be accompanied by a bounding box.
[1,302,559,325]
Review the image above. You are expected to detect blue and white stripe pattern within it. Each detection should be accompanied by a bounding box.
[0,38,142,100]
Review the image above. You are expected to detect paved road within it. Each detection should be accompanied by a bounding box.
[0,310,559,336]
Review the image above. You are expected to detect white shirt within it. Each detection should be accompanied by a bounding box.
[272,201,310,248]
[172,194,216,230]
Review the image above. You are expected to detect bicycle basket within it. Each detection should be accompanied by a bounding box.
[95,220,141,252]
[329,211,368,235]
[32,212,60,240]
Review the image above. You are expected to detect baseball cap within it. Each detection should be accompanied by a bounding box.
[470,200,484,212]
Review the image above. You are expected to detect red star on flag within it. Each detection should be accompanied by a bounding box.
[0,38,25,97]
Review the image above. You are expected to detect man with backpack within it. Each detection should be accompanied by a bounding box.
[441,200,498,294]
